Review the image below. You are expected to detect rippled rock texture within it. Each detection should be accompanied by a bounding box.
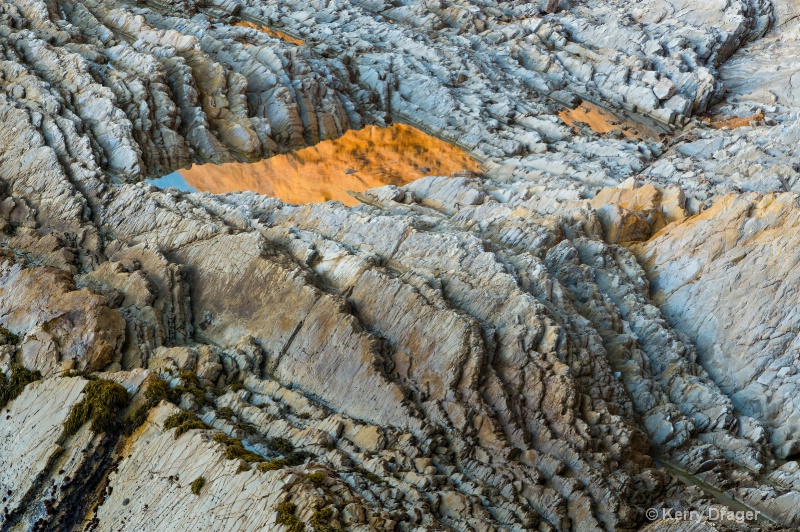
[1,0,800,531]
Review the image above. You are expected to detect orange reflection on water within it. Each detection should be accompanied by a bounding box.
[234,20,305,46]
[559,101,649,140]
[179,124,483,206]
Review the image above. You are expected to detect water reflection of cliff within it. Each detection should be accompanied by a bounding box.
[234,21,304,45]
[178,124,483,206]
[558,101,658,140]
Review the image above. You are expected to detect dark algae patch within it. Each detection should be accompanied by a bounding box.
[163,411,209,439]
[64,379,129,435]
[0,364,42,407]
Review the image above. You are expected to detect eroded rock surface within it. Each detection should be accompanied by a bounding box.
[0,0,799,531]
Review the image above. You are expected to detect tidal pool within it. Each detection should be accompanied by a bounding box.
[558,101,663,140]
[234,20,304,45]
[148,123,482,206]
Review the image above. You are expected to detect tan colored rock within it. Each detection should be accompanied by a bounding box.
[590,183,689,242]
[633,193,800,459]
[0,258,125,376]
[0,0,796,530]
[0,377,88,524]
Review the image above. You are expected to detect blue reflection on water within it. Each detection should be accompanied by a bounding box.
[145,172,197,193]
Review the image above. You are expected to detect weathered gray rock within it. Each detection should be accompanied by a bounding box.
[0,0,798,530]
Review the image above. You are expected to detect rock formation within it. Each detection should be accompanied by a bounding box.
[0,0,799,531]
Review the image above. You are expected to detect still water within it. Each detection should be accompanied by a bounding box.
[147,123,482,206]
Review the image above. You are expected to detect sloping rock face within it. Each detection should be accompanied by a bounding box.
[1,0,800,531]
[633,193,800,460]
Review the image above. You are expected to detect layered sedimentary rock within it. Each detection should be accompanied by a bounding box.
[633,193,800,461]
[1,0,800,531]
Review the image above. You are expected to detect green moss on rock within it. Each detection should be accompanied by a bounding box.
[64,379,129,435]
[190,476,205,495]
[0,364,42,407]
[304,471,326,487]
[257,459,287,472]
[354,466,382,484]
[167,371,209,406]
[0,326,18,345]
[310,506,336,532]
[217,406,235,420]
[268,437,295,454]
[285,450,312,466]
[163,411,209,439]
[276,502,305,532]
[122,378,170,435]
[212,433,266,463]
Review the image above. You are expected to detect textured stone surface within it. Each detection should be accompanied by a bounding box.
[633,193,800,460]
[0,0,798,531]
